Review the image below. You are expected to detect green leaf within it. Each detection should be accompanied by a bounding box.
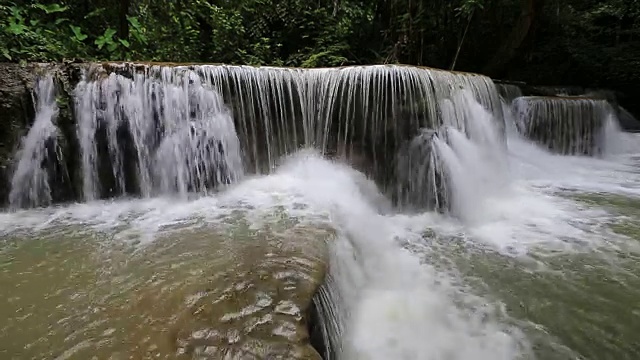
[103,28,117,39]
[107,42,118,52]
[70,25,88,41]
[118,39,130,48]
[127,16,142,30]
[9,6,24,21]
[8,22,27,35]
[95,28,117,49]
[54,18,69,25]
[1,49,11,60]
[87,8,105,18]
[34,3,68,14]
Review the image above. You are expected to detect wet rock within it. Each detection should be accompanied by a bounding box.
[169,227,330,359]
[0,63,38,205]
[116,221,335,360]
[0,215,334,359]
[0,62,79,206]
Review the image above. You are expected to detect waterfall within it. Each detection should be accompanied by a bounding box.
[74,67,244,200]
[600,113,640,155]
[496,83,523,103]
[512,96,614,155]
[9,75,64,208]
[7,63,640,360]
[69,63,504,207]
[312,92,518,359]
[433,91,508,224]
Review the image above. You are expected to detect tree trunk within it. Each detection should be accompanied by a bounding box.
[118,0,131,40]
[482,0,544,77]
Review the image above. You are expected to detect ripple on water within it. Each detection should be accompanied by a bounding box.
[0,208,333,359]
[3,146,640,359]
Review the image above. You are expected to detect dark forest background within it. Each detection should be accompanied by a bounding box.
[2,0,638,108]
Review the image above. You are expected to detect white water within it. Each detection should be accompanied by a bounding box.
[4,65,640,359]
[497,83,523,103]
[67,64,505,207]
[9,75,60,208]
[74,70,244,200]
[512,96,613,155]
[435,91,509,224]
[4,92,640,359]
[0,151,530,359]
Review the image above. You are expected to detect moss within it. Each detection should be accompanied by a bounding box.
[570,192,640,241]
[572,192,640,217]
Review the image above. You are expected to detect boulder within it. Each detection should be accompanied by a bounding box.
[0,218,333,359]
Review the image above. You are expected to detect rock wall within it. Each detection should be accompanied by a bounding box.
[0,63,38,205]
[0,62,85,206]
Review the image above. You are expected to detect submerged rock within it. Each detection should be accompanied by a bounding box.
[0,214,334,359]
[168,224,331,359]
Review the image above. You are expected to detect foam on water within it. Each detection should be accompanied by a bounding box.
[0,149,529,359]
[3,79,640,359]
[434,91,508,224]
[439,102,640,255]
[1,144,639,359]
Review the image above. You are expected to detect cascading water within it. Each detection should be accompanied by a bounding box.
[433,90,509,224]
[74,68,244,200]
[9,75,64,209]
[312,93,528,360]
[512,96,613,155]
[496,83,523,104]
[70,64,504,209]
[3,63,640,360]
[599,112,640,156]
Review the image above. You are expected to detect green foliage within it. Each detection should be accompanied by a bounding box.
[0,0,637,103]
[0,2,141,61]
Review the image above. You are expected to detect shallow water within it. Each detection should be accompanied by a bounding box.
[0,213,333,359]
[2,129,640,359]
